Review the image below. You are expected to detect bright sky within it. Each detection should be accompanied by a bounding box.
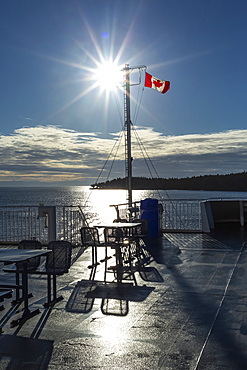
[1,0,247,186]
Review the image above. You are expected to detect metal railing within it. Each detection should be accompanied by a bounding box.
[111,199,202,231]
[0,205,86,245]
[0,200,203,245]
[161,199,201,231]
[3,197,247,244]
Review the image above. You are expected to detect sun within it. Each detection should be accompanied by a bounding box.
[43,16,131,118]
[93,61,123,91]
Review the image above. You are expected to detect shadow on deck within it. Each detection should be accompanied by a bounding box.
[1,228,247,369]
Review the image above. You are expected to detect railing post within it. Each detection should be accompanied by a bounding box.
[200,201,214,232]
[38,206,56,242]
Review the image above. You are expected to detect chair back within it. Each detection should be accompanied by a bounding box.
[80,227,100,246]
[17,239,42,270]
[46,241,72,274]
[132,219,148,236]
[104,227,124,244]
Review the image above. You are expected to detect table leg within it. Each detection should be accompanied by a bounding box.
[115,245,123,284]
[10,262,40,327]
[22,263,29,315]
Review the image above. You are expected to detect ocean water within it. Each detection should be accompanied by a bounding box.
[0,186,247,207]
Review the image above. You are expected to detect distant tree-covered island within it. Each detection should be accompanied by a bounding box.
[91,172,247,192]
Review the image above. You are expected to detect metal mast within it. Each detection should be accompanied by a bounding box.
[124,64,132,210]
[123,64,146,216]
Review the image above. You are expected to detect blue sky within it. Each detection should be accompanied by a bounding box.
[1,0,247,186]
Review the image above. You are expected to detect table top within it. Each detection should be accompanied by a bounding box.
[94,222,142,228]
[0,248,51,263]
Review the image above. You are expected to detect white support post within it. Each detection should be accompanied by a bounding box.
[200,201,214,232]
[38,206,56,242]
[240,200,244,227]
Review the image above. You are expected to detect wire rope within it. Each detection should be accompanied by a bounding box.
[106,129,124,182]
[81,121,124,212]
[93,129,124,185]
[131,125,187,228]
[132,81,144,126]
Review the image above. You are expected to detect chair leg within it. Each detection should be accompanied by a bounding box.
[115,246,123,284]
[127,243,137,285]
[16,273,20,301]
[92,245,95,266]
[94,246,98,266]
[104,245,108,283]
[88,246,99,270]
[47,275,52,305]
[44,274,63,308]
[53,274,57,300]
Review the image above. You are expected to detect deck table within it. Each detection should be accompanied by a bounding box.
[0,248,51,326]
[94,222,141,230]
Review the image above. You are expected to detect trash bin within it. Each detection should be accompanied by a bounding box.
[140,198,160,238]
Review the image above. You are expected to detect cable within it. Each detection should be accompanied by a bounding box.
[106,129,124,182]
[93,129,124,185]
[131,125,186,228]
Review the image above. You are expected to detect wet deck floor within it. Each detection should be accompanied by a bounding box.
[1,229,247,369]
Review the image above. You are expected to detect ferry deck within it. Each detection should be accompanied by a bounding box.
[0,223,247,369]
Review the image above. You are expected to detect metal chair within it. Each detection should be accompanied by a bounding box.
[43,240,72,307]
[103,227,137,285]
[0,289,12,311]
[80,227,102,268]
[104,227,124,244]
[131,219,148,238]
[80,227,109,281]
[17,240,42,271]
[0,289,13,333]
[126,220,152,271]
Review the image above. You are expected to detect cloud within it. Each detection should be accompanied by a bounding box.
[0,125,247,185]
[19,116,33,122]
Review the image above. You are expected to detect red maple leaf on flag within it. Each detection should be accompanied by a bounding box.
[153,80,163,88]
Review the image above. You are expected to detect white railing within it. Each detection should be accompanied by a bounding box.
[161,199,201,231]
[0,206,86,245]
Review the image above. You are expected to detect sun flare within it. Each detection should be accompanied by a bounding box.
[45,15,133,118]
[93,61,123,91]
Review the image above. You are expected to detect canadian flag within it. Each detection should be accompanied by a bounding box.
[144,72,170,94]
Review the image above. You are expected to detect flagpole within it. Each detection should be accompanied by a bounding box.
[119,65,168,220]
[124,64,132,213]
[123,64,146,218]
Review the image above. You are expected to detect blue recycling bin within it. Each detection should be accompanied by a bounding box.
[140,198,160,238]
